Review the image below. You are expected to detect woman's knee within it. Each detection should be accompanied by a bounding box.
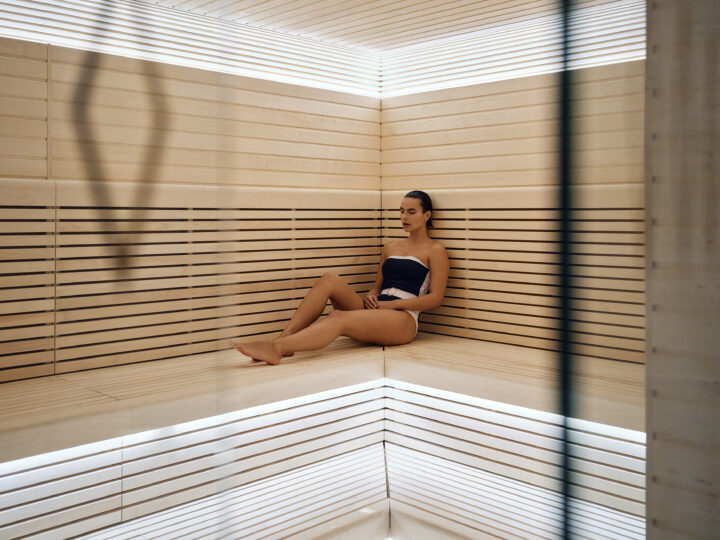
[321,271,340,282]
[326,309,348,331]
[318,271,338,286]
[318,271,345,293]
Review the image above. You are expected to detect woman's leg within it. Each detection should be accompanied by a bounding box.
[277,271,364,339]
[231,309,416,365]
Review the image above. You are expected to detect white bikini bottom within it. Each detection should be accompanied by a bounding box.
[379,287,420,333]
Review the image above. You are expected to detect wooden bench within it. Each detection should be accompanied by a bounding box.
[384,334,645,539]
[0,336,644,540]
[0,338,387,539]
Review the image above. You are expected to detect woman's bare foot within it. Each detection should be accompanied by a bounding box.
[275,341,294,357]
[229,340,283,365]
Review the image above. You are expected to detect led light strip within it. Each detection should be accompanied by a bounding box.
[0,377,645,538]
[380,0,646,96]
[0,0,380,96]
[0,0,644,97]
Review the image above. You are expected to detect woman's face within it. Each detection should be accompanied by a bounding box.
[400,197,429,232]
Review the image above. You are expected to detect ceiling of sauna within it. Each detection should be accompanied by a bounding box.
[149,0,558,52]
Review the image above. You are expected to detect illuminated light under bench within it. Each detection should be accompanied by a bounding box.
[0,336,646,539]
[0,339,387,539]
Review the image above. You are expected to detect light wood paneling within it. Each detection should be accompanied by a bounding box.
[48,44,380,189]
[383,379,645,522]
[51,181,380,374]
[0,1,379,96]
[387,444,645,539]
[645,1,720,538]
[82,446,389,540]
[0,179,55,382]
[0,375,387,538]
[383,184,646,366]
[381,61,644,190]
[0,38,47,179]
[386,333,645,431]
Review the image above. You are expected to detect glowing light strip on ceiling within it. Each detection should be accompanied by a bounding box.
[0,0,380,96]
[380,0,645,96]
[0,0,644,97]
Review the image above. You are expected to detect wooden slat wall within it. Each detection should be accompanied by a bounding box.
[383,184,645,365]
[82,446,389,540]
[0,36,382,382]
[381,61,643,191]
[0,180,56,381]
[48,44,380,189]
[384,381,646,537]
[0,383,387,539]
[381,60,645,366]
[0,37,47,178]
[0,179,380,381]
[53,182,378,376]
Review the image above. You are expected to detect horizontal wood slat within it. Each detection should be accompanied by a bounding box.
[0,381,387,538]
[381,61,644,191]
[383,184,645,364]
[0,180,55,380]
[0,38,47,179]
[48,43,380,190]
[52,183,380,372]
[384,382,646,522]
[0,179,380,380]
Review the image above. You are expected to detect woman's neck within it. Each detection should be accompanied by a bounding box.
[407,228,430,243]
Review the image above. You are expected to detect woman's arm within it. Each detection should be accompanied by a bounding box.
[380,243,449,312]
[364,243,392,309]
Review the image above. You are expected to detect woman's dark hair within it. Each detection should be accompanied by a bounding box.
[404,190,433,228]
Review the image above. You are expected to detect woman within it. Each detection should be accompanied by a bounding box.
[230,190,449,365]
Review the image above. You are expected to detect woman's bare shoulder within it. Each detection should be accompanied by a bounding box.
[428,239,447,254]
[427,240,448,263]
[383,239,403,254]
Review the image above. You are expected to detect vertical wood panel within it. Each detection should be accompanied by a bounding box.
[646,1,720,538]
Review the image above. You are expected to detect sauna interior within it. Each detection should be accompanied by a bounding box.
[0,0,718,538]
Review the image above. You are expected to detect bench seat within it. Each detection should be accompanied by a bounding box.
[0,334,645,540]
[386,333,645,431]
[0,337,384,463]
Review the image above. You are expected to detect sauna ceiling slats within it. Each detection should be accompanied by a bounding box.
[0,0,645,96]
[153,0,560,51]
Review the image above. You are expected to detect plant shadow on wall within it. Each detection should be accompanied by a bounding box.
[71,0,169,277]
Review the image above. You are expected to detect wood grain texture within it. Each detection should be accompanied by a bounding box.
[381,61,644,191]
[0,38,47,179]
[0,179,381,381]
[48,44,380,190]
[645,1,720,538]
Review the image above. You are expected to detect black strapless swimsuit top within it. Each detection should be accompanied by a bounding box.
[379,256,430,297]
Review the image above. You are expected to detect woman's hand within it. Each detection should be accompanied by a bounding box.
[376,300,395,310]
[364,293,379,309]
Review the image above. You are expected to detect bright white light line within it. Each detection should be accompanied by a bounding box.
[0,377,643,475]
[0,0,644,97]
